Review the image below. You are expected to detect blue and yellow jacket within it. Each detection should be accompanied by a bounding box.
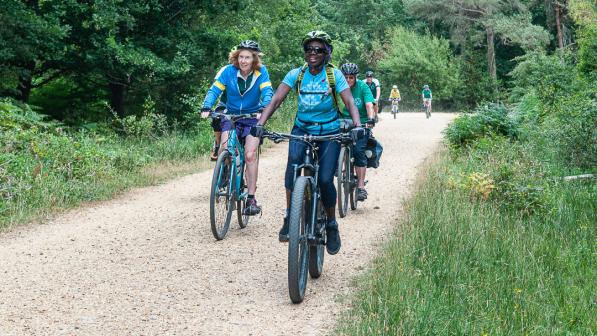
[202,64,273,114]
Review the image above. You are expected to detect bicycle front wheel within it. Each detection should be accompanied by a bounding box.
[308,199,326,279]
[210,150,234,240]
[336,146,350,218]
[288,176,312,303]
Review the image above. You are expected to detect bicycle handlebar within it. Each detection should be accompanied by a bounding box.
[209,111,258,121]
[262,130,354,145]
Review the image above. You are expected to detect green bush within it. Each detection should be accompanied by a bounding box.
[545,86,597,169]
[444,103,518,147]
[0,99,215,226]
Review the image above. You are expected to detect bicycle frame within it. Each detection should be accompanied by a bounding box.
[213,113,255,203]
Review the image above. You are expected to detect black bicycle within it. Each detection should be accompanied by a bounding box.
[263,129,355,303]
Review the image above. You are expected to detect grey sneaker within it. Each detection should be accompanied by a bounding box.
[325,219,341,255]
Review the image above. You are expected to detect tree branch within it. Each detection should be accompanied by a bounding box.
[32,69,67,88]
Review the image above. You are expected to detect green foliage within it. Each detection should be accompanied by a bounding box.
[509,51,577,110]
[577,23,597,82]
[376,26,461,108]
[444,103,518,147]
[545,85,597,169]
[0,99,213,226]
[0,0,69,99]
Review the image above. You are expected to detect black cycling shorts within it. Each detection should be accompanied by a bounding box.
[211,118,222,132]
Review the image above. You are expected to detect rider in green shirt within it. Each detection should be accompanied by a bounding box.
[421,84,433,112]
[340,63,375,201]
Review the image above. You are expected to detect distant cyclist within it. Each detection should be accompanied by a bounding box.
[389,85,401,101]
[252,31,362,255]
[200,40,273,216]
[421,84,432,113]
[364,71,381,117]
[340,62,375,202]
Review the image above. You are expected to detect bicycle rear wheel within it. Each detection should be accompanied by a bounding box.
[349,164,358,210]
[237,166,249,229]
[288,176,312,303]
[210,150,234,240]
[336,146,350,218]
[309,199,326,279]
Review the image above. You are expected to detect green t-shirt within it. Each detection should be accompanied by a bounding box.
[341,79,375,123]
[422,88,432,98]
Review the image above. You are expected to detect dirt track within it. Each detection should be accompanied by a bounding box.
[0,112,455,336]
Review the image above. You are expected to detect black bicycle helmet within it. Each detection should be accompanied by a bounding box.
[365,70,374,77]
[237,40,261,52]
[340,63,359,75]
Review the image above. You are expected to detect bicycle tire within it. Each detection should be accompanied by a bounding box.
[336,146,350,218]
[288,176,311,303]
[309,199,326,279]
[237,168,249,229]
[349,164,358,210]
[210,150,234,240]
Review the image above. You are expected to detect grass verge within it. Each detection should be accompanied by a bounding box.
[337,148,595,335]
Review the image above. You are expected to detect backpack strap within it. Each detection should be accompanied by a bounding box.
[296,62,340,113]
[325,63,340,113]
[296,63,308,96]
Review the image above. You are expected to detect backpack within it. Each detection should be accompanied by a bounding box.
[295,62,340,113]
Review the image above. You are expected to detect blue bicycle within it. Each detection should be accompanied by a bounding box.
[209,112,256,240]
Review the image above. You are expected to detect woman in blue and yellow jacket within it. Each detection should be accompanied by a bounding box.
[201,40,273,216]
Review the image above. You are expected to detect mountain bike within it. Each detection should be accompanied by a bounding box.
[262,129,355,303]
[208,112,256,240]
[390,98,400,119]
[336,123,358,218]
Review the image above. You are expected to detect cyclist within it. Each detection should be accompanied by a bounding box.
[389,85,401,101]
[201,40,273,216]
[252,31,362,255]
[364,71,381,116]
[389,85,401,114]
[339,63,375,202]
[421,84,432,113]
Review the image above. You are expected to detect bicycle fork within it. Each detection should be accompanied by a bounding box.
[292,147,324,246]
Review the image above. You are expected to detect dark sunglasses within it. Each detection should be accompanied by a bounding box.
[304,46,326,54]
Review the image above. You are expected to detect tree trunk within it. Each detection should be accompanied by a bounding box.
[109,82,127,117]
[15,62,35,102]
[555,3,564,48]
[16,77,33,102]
[486,26,496,81]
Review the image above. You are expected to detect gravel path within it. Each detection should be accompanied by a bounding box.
[0,113,455,336]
